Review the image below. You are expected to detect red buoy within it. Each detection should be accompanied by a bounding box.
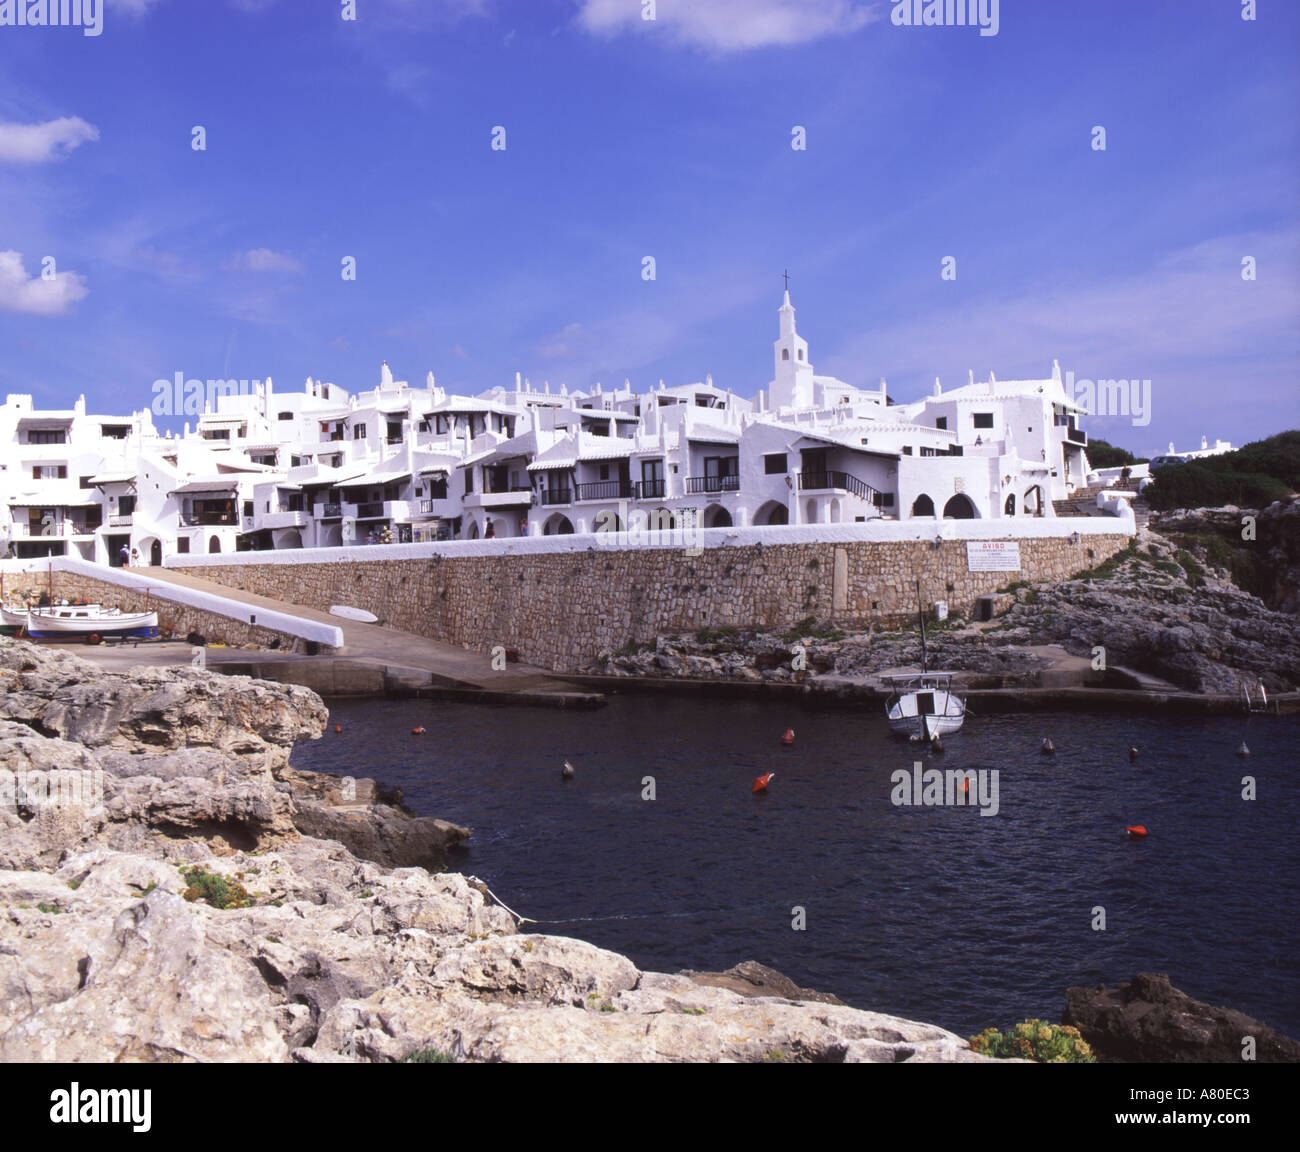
[1125,825,1148,838]
[412,726,426,735]
[752,772,775,793]
[334,724,342,734]
[781,729,795,746]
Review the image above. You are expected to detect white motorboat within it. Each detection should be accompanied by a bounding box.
[886,672,967,740]
[24,604,158,639]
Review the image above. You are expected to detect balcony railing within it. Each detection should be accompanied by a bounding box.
[180,513,236,527]
[685,475,740,495]
[315,502,342,518]
[108,513,133,527]
[355,502,384,519]
[636,478,666,499]
[575,480,634,502]
[1066,427,1087,445]
[539,487,572,506]
[798,470,879,503]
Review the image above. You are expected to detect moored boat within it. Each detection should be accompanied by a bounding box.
[886,672,967,740]
[24,605,158,639]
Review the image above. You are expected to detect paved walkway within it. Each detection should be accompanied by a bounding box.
[133,565,585,696]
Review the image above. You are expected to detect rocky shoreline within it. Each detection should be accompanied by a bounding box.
[0,637,995,1062]
[590,516,1300,698]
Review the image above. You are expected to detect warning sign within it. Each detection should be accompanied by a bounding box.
[966,541,1022,572]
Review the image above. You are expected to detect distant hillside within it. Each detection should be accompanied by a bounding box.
[1144,431,1300,511]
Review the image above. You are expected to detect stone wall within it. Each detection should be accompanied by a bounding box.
[175,534,1131,672]
[2,571,317,652]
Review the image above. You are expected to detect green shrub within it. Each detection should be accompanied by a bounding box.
[969,1020,1096,1063]
[1174,549,1205,587]
[402,1048,457,1063]
[1087,439,1148,469]
[180,866,253,910]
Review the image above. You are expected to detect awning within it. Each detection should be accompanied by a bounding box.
[16,414,74,429]
[169,478,239,495]
[87,471,136,485]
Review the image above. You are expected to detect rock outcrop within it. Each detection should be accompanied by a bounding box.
[1063,973,1300,1063]
[0,636,992,1062]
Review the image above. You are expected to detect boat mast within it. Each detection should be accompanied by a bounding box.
[916,578,927,673]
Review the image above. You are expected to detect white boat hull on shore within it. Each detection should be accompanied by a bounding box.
[24,606,158,639]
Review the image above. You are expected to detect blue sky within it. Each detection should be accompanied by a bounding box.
[0,0,1296,455]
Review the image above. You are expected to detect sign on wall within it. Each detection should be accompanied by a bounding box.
[966,541,1021,572]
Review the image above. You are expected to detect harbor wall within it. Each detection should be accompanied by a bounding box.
[162,524,1131,672]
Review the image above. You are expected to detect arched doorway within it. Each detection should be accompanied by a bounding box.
[1024,485,1044,516]
[703,504,732,528]
[942,494,977,519]
[467,520,480,540]
[911,493,935,518]
[149,539,162,565]
[829,498,842,523]
[543,514,574,535]
[1004,494,1016,516]
[208,535,221,553]
[755,501,788,526]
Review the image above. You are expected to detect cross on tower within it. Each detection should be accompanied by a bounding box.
[783,269,790,292]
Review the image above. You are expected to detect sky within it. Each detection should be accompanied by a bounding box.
[0,0,1297,457]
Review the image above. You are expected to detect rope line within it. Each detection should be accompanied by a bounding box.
[467,876,775,927]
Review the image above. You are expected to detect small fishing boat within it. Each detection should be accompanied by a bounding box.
[24,604,158,639]
[1,603,29,634]
[884,580,967,740]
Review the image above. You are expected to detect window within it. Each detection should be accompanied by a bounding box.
[244,501,254,517]
[278,411,294,421]
[427,476,447,500]
[901,446,913,456]
[118,495,136,515]
[100,425,129,439]
[464,469,473,495]
[176,537,190,554]
[797,350,804,361]
[973,412,994,429]
[353,424,367,440]
[79,475,94,488]
[935,417,948,430]
[32,465,67,479]
[764,453,787,475]
[26,430,66,445]
[782,349,789,361]
[920,447,937,458]
[290,455,302,467]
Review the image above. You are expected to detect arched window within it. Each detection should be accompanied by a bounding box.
[797,349,804,361]
[782,349,789,361]
[1004,494,1016,516]
[943,494,977,519]
[911,494,935,518]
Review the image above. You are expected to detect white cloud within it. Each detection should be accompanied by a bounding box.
[576,0,877,52]
[0,117,98,165]
[536,322,587,360]
[0,251,88,315]
[224,248,304,274]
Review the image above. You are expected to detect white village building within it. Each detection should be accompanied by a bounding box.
[1,293,1118,566]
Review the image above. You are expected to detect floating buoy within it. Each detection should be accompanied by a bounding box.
[752,772,775,793]
[1125,825,1148,838]
[780,729,794,746]
[1041,737,1055,756]
[1128,746,1139,763]
[1236,741,1250,758]
[334,724,342,734]
[561,760,576,780]
[412,726,426,735]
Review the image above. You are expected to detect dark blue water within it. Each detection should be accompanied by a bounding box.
[291,695,1300,1040]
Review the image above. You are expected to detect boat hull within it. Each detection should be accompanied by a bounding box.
[24,609,159,639]
[885,677,967,740]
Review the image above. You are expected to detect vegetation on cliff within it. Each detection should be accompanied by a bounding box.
[1145,430,1300,511]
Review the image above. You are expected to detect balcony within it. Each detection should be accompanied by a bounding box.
[636,479,666,500]
[108,513,133,527]
[316,502,342,519]
[355,502,384,519]
[465,487,533,510]
[180,513,237,527]
[539,487,572,506]
[1066,427,1087,445]
[798,470,880,502]
[259,510,307,530]
[575,480,634,502]
[685,475,740,495]
[11,522,100,539]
